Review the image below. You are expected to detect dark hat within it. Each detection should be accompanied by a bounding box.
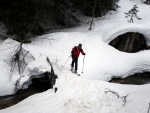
[78,44,82,47]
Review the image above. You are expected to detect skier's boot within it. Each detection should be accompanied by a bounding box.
[71,67,73,71]
[74,70,77,73]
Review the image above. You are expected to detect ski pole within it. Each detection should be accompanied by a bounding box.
[82,55,85,73]
[62,55,71,68]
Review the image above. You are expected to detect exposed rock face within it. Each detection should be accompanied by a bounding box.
[109,32,148,53]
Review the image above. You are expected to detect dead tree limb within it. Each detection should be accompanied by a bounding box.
[105,88,120,98]
[121,95,129,106]
[46,57,58,88]
[105,88,128,106]
[47,57,55,75]
[89,0,96,30]
[4,43,35,80]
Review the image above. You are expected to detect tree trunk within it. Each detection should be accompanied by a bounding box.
[89,0,96,30]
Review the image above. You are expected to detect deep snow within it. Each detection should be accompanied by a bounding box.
[1,0,150,113]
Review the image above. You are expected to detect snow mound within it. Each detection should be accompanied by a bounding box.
[0,71,128,113]
[102,24,150,44]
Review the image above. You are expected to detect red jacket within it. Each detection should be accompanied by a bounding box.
[72,46,85,57]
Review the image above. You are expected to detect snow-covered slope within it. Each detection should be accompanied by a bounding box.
[1,0,150,113]
[1,72,150,113]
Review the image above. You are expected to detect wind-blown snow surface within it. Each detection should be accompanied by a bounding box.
[1,0,150,113]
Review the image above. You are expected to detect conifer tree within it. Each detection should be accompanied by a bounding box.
[70,0,120,17]
[0,0,120,40]
[124,5,142,23]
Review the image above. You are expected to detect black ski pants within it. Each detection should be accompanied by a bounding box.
[71,56,78,71]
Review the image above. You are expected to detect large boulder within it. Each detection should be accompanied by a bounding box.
[109,32,148,53]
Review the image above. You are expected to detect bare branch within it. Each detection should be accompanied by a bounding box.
[121,95,129,106]
[4,43,35,80]
[34,35,55,45]
[105,88,120,98]
[105,88,129,106]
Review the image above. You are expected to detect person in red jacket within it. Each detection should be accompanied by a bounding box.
[71,44,86,73]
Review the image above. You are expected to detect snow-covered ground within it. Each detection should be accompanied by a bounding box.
[1,0,150,113]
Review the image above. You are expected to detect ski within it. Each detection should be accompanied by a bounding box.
[75,73,80,76]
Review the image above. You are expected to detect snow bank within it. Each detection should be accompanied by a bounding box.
[1,71,150,113]
[0,39,53,96]
[102,24,150,44]
[0,72,128,113]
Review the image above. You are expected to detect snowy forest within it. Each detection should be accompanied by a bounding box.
[0,0,150,113]
[0,0,119,41]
